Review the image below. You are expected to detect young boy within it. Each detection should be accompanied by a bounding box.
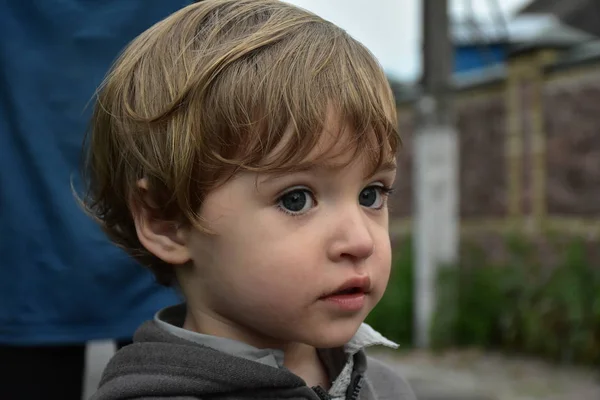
[85,1,416,399]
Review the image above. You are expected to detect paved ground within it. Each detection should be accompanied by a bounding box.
[85,342,600,400]
[84,341,115,400]
[373,348,600,400]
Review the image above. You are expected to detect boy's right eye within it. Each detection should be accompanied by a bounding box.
[277,188,315,215]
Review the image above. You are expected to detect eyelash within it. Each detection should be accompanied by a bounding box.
[369,185,395,210]
[377,185,395,196]
[274,184,395,217]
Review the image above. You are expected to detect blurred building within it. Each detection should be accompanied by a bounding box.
[519,0,600,37]
[390,11,600,241]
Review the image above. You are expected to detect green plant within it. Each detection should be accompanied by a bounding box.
[368,233,600,365]
[366,238,414,346]
[430,234,600,365]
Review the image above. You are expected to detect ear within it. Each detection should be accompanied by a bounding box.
[132,179,191,265]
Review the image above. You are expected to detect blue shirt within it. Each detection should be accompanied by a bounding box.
[0,0,192,345]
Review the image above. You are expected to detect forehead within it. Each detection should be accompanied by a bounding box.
[261,110,396,176]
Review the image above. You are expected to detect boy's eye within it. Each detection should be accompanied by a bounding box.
[278,189,315,215]
[359,186,387,209]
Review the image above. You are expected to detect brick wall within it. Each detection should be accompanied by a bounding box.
[544,72,600,216]
[390,58,600,232]
[456,94,507,217]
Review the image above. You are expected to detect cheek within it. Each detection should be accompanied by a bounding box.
[372,233,393,293]
[210,219,317,293]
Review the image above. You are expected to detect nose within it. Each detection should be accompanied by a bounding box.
[327,205,375,262]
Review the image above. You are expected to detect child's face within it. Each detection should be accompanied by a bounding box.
[180,127,396,349]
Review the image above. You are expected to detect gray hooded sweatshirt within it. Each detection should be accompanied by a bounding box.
[91,306,416,400]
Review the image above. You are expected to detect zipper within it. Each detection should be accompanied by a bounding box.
[312,374,363,400]
[312,385,332,400]
[348,375,363,400]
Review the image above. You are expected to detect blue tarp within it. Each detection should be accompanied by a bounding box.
[0,0,192,345]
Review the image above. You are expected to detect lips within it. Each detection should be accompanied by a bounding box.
[319,276,370,312]
[321,275,371,298]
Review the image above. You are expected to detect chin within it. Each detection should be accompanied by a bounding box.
[305,318,364,349]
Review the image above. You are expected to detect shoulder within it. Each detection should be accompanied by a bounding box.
[362,355,417,400]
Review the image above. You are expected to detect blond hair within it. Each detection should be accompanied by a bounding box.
[83,0,399,285]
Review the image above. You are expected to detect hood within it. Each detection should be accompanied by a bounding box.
[91,321,316,399]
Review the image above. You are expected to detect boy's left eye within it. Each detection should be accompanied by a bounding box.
[359,186,389,209]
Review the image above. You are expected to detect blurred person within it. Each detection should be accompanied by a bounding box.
[0,1,194,399]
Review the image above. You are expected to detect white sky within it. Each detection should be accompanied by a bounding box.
[284,0,532,81]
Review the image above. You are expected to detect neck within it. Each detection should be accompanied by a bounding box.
[183,307,331,390]
[280,342,330,390]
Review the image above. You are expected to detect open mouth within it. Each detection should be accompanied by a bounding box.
[322,275,370,300]
[321,285,367,311]
[332,287,363,296]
